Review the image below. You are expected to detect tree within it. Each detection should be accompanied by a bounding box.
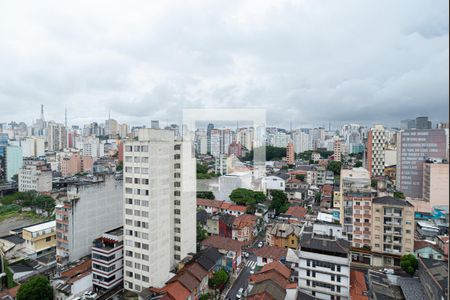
[295,174,305,181]
[229,188,266,206]
[196,223,208,243]
[394,191,405,199]
[244,146,287,161]
[354,161,363,168]
[269,190,289,215]
[327,161,342,175]
[196,191,215,200]
[400,254,418,275]
[371,178,378,188]
[16,275,53,300]
[116,161,123,171]
[209,268,229,290]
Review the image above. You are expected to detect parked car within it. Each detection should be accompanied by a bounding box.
[236,288,244,299]
[84,291,98,299]
[250,265,256,274]
[257,241,263,248]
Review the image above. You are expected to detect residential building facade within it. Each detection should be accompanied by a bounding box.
[370,196,415,267]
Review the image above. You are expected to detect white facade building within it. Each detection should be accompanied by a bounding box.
[298,226,351,300]
[366,125,386,177]
[123,129,196,292]
[92,227,124,292]
[55,175,123,266]
[263,175,286,192]
[18,164,52,192]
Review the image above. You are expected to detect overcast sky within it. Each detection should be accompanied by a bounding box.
[0,0,448,129]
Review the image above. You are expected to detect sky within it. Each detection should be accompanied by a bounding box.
[0,0,448,129]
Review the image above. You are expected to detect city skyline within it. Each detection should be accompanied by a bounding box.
[0,0,448,127]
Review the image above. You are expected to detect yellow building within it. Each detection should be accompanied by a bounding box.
[266,223,301,249]
[22,220,56,258]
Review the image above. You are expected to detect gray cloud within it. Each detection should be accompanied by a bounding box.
[0,0,448,128]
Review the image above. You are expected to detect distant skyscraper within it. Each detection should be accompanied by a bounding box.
[46,121,67,152]
[415,116,432,129]
[151,120,159,129]
[207,123,214,154]
[396,129,448,199]
[286,142,295,165]
[366,125,386,177]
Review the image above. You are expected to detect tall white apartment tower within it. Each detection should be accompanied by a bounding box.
[366,125,385,177]
[123,128,196,293]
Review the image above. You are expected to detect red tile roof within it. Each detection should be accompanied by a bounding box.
[254,246,288,261]
[61,259,92,279]
[249,271,289,289]
[261,261,291,279]
[221,202,247,212]
[197,198,223,208]
[233,214,258,229]
[350,270,368,300]
[286,206,307,220]
[163,281,191,300]
[0,285,20,298]
[201,235,243,252]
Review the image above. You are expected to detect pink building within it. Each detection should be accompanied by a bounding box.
[60,153,94,177]
[286,142,295,165]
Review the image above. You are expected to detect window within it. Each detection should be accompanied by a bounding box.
[307,280,310,286]
[125,188,133,194]
[175,218,181,224]
[134,210,141,216]
[46,237,52,242]
[142,265,149,272]
[174,163,181,169]
[125,251,133,257]
[133,146,140,152]
[125,209,133,215]
[125,146,132,152]
[142,254,149,261]
[134,199,140,205]
[134,242,141,248]
[134,253,141,259]
[174,144,181,150]
[141,200,149,207]
[174,200,181,206]
[134,262,141,269]
[174,246,181,251]
[174,154,180,159]
[142,157,149,163]
[337,265,341,272]
[142,222,149,229]
[142,243,149,250]
[174,209,180,215]
[142,211,149,218]
[134,178,140,184]
[142,276,149,283]
[174,182,181,188]
[307,270,310,277]
[142,233,149,239]
[125,219,132,225]
[307,260,310,267]
[174,191,181,196]
[175,236,181,242]
[141,146,148,152]
[126,198,133,204]
[125,177,132,183]
[125,260,132,267]
[135,274,141,280]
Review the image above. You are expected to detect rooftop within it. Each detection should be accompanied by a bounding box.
[420,258,448,291]
[350,270,368,300]
[373,196,414,207]
[201,235,242,252]
[254,246,288,261]
[23,220,56,233]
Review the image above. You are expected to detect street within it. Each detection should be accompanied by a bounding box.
[225,234,265,300]
[225,253,256,300]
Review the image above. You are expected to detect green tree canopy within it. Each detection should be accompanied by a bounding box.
[16,275,53,300]
[354,161,363,168]
[269,190,289,215]
[400,254,418,275]
[394,191,405,199]
[327,161,342,175]
[229,188,266,206]
[243,146,287,161]
[196,191,215,200]
[209,268,229,290]
[295,174,305,181]
[371,178,378,188]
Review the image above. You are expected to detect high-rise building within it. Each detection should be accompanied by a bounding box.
[333,139,343,161]
[123,129,195,292]
[371,196,415,267]
[150,120,159,129]
[423,161,449,207]
[366,125,385,177]
[206,123,214,154]
[6,145,23,182]
[105,118,118,137]
[46,121,67,152]
[339,168,372,248]
[286,142,295,165]
[20,137,45,157]
[396,129,448,199]
[293,131,312,154]
[55,175,123,266]
[415,117,432,130]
